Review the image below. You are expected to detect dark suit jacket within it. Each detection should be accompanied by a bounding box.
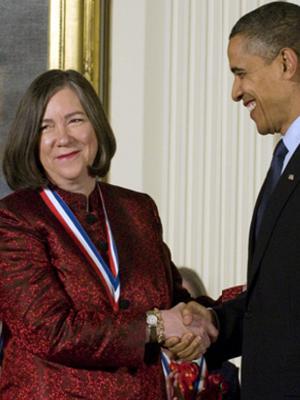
[208,144,300,399]
[0,183,190,399]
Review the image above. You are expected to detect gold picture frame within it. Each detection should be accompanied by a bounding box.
[48,0,110,110]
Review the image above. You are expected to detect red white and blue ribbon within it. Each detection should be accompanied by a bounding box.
[40,185,120,311]
[161,350,207,399]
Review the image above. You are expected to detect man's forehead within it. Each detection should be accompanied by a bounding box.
[228,34,249,57]
[228,35,267,70]
[227,36,248,70]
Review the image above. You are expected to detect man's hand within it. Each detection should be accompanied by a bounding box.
[182,301,219,341]
[162,301,219,360]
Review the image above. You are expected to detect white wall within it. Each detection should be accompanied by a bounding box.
[109,0,298,298]
[109,1,146,191]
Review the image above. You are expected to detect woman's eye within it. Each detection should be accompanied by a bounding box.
[70,118,83,124]
[39,125,49,132]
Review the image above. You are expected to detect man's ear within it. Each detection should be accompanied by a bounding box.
[280,48,298,78]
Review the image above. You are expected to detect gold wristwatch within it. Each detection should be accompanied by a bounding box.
[146,308,165,344]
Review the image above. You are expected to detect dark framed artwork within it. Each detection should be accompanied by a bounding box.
[0,1,48,197]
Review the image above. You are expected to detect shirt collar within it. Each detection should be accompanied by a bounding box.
[282,115,300,153]
[281,116,300,171]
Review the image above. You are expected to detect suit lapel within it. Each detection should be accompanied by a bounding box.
[247,145,300,290]
[248,171,269,263]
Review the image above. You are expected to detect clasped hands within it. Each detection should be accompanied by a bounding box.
[160,302,219,361]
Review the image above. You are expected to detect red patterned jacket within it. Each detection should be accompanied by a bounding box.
[0,183,190,399]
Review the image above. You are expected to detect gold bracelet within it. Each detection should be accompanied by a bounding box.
[153,308,166,344]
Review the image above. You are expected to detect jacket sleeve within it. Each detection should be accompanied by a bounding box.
[205,292,246,368]
[0,204,147,370]
[146,194,191,305]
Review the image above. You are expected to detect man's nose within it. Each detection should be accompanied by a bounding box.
[231,76,243,102]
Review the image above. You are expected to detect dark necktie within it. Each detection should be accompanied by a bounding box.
[255,139,288,239]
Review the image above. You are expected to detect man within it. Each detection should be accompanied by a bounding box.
[178,2,300,399]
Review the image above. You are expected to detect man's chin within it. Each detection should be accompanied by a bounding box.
[256,124,275,136]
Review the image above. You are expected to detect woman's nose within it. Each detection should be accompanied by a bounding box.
[56,125,72,145]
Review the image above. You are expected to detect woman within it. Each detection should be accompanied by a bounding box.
[0,70,215,399]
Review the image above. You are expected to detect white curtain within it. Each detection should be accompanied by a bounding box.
[109,0,298,298]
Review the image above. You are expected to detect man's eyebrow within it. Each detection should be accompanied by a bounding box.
[230,67,246,74]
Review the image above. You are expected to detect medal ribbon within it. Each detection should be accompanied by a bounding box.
[161,350,207,399]
[40,185,120,311]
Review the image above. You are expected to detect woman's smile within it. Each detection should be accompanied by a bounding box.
[56,150,81,161]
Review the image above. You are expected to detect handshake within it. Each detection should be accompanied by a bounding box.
[159,302,219,361]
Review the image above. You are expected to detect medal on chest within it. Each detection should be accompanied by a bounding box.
[40,184,120,312]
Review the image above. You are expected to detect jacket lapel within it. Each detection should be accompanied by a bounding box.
[247,145,300,290]
[248,171,269,264]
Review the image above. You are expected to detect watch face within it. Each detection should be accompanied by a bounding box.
[147,314,158,326]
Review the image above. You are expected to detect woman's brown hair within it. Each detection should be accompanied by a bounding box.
[3,69,116,190]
